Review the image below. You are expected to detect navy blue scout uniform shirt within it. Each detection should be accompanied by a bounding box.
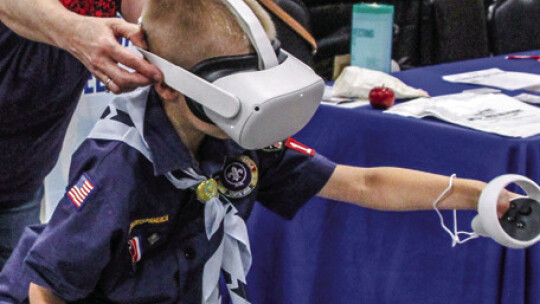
[21,88,336,303]
[0,21,89,204]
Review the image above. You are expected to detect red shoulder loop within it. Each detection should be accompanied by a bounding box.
[285,138,315,156]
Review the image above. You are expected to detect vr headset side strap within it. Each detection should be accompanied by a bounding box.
[257,0,318,54]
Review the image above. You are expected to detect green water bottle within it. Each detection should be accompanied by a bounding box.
[350,3,394,73]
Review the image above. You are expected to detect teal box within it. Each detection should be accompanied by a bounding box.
[350,3,394,73]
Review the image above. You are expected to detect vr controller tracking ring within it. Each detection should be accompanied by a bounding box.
[472,174,540,248]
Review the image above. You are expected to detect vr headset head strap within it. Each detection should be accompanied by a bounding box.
[138,0,278,119]
[221,0,278,70]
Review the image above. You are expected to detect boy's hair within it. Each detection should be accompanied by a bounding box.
[141,0,276,70]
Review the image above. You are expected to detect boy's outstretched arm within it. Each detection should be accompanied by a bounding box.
[29,283,65,304]
[318,165,512,212]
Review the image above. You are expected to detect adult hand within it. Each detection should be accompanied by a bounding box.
[62,17,162,94]
[0,0,161,93]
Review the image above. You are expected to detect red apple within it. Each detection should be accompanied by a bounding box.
[369,86,395,109]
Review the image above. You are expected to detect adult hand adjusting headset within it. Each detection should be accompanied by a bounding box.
[138,0,325,150]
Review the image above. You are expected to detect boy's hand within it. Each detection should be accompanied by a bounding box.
[497,190,522,218]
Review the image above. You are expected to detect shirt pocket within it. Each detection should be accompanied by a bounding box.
[98,220,181,303]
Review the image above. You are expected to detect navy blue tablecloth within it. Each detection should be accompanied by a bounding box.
[246,51,540,304]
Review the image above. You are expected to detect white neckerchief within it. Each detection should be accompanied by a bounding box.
[166,170,252,304]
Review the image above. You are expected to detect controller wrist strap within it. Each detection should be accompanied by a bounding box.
[433,174,479,247]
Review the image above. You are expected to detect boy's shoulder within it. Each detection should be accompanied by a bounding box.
[69,88,156,197]
[69,137,155,194]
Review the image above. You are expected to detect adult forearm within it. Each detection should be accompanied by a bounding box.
[0,0,162,94]
[0,0,80,48]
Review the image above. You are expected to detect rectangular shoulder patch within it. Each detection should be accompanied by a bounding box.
[67,174,96,209]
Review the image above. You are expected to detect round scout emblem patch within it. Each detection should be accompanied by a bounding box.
[218,155,258,199]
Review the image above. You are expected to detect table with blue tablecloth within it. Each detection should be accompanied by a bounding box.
[246,50,540,304]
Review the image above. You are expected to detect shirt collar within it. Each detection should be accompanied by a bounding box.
[143,87,245,176]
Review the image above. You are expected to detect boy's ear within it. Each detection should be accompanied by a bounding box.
[155,81,181,102]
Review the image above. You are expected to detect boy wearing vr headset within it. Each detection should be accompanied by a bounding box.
[0,0,515,303]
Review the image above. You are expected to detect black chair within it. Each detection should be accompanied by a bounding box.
[310,2,352,80]
[266,0,496,80]
[488,0,540,55]
[426,0,491,64]
[261,0,315,65]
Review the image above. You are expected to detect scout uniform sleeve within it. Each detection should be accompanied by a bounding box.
[256,138,336,219]
[24,146,131,302]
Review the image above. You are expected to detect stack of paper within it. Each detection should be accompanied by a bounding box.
[385,92,540,137]
[321,85,369,108]
[443,68,540,91]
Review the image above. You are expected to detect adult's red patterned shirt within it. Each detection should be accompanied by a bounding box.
[59,0,120,17]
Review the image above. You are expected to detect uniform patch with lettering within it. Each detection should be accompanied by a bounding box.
[128,236,142,264]
[129,215,169,233]
[285,138,315,156]
[218,155,258,199]
[66,174,96,209]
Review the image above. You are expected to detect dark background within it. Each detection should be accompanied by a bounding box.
[263,0,540,80]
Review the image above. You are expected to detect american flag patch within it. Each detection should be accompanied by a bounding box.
[66,175,96,208]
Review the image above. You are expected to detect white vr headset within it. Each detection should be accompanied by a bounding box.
[472,174,540,248]
[138,0,324,150]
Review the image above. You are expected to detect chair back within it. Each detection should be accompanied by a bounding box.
[430,0,491,63]
[488,0,540,55]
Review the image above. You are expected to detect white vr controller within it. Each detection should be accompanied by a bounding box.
[472,174,540,248]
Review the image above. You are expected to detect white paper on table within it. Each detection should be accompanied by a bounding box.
[322,84,369,108]
[322,100,370,108]
[442,68,540,91]
[525,85,540,93]
[514,93,540,105]
[384,92,540,137]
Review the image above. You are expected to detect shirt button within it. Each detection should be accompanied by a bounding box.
[184,247,196,260]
